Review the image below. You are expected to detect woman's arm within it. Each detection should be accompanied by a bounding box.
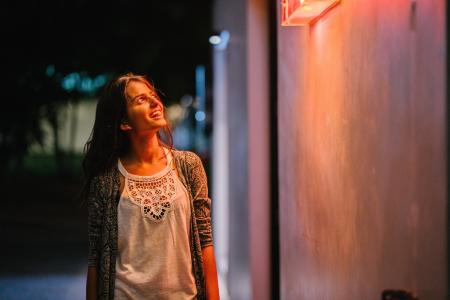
[188,152,220,299]
[202,245,220,300]
[86,266,98,300]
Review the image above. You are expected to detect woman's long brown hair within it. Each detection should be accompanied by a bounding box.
[80,73,174,202]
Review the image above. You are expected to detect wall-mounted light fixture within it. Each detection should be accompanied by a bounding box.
[281,0,341,26]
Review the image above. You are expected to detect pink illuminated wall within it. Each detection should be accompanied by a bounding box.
[277,0,446,299]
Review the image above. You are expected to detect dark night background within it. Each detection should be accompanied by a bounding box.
[0,1,213,298]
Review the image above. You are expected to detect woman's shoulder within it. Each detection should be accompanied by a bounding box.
[172,148,200,160]
[171,148,204,168]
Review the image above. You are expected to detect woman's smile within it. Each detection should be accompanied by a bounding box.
[150,109,163,119]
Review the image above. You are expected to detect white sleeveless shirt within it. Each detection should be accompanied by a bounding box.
[114,148,197,299]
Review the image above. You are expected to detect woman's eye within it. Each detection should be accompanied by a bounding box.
[135,94,160,105]
[136,97,148,104]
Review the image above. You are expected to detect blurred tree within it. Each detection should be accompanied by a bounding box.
[0,0,212,175]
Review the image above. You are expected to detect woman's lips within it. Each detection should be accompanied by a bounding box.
[150,110,163,118]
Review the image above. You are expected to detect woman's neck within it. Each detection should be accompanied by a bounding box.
[125,132,164,165]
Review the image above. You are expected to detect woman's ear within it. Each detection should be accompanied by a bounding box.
[120,119,132,131]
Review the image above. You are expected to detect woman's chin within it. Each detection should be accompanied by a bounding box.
[145,116,166,126]
[152,118,167,128]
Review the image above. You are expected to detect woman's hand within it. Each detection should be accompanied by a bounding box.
[202,245,220,300]
[86,266,98,300]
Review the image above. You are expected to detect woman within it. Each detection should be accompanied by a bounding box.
[83,73,219,300]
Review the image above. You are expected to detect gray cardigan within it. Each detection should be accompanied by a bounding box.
[87,150,213,299]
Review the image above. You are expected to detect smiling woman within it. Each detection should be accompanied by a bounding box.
[82,73,220,300]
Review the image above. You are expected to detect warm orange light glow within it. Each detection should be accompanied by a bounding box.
[282,0,341,26]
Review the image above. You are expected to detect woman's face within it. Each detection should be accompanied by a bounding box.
[121,80,167,134]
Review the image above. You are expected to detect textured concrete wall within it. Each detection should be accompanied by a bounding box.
[277,1,447,299]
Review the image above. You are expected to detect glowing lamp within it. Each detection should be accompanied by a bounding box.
[281,0,341,26]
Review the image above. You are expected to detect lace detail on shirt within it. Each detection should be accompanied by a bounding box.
[126,169,177,222]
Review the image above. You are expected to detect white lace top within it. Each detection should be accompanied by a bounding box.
[114,147,197,300]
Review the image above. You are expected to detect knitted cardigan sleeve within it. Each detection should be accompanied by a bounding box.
[87,176,104,267]
[186,151,213,248]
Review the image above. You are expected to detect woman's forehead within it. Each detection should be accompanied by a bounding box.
[125,80,152,99]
